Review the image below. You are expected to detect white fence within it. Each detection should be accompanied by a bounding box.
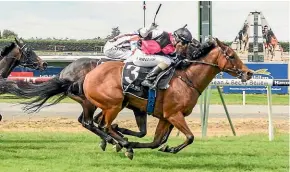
[7,77,289,141]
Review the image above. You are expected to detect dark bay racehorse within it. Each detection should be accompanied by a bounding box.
[238,23,249,52]
[0,38,47,121]
[81,38,253,159]
[4,57,147,151]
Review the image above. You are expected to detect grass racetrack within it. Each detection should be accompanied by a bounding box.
[0,89,288,171]
[0,132,288,172]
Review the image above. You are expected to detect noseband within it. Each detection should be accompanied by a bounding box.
[18,44,39,69]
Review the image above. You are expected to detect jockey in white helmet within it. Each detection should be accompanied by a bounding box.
[125,23,193,88]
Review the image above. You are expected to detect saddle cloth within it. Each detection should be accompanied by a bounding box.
[121,62,175,99]
[96,57,121,65]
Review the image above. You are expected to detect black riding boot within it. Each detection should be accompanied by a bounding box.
[141,66,163,88]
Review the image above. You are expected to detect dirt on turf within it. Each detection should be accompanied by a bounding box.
[0,116,288,137]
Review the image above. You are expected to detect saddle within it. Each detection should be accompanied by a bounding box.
[96,57,121,65]
[122,62,175,99]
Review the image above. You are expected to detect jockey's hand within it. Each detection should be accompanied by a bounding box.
[150,23,158,30]
[171,55,180,65]
[109,38,116,42]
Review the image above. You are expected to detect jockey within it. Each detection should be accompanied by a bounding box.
[103,31,140,60]
[125,23,193,88]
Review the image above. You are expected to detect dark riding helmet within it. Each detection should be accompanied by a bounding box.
[173,27,192,44]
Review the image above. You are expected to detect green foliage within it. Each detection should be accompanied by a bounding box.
[0,39,106,52]
[106,27,121,40]
[279,42,289,52]
[1,29,18,39]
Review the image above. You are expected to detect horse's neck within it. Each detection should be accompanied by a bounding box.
[185,50,220,93]
[0,56,18,78]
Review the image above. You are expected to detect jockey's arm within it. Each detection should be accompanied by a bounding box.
[139,23,160,38]
[110,32,139,42]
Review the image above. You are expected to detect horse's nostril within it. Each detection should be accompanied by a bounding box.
[42,62,48,70]
[247,71,254,78]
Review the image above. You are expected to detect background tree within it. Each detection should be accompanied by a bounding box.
[106,27,121,40]
[2,29,18,39]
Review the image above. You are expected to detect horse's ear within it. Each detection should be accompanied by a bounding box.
[214,38,225,48]
[20,37,25,44]
[14,37,24,48]
[15,37,21,46]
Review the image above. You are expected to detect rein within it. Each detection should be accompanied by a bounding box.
[176,45,244,95]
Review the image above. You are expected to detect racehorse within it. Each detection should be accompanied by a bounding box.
[265,36,278,61]
[238,24,249,52]
[0,38,47,121]
[82,38,253,159]
[5,38,217,152]
[3,57,148,151]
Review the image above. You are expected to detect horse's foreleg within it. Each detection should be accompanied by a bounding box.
[113,109,147,138]
[244,41,247,51]
[159,111,194,154]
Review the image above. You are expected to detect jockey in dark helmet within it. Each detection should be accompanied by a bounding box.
[173,27,193,45]
[125,24,193,89]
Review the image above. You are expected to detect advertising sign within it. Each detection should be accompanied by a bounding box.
[223,63,288,94]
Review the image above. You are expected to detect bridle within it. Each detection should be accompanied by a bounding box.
[18,44,40,69]
[176,45,245,95]
[184,46,244,79]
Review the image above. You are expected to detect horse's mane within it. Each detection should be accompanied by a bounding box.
[186,39,216,60]
[0,42,16,57]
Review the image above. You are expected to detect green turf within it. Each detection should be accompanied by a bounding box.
[0,132,288,172]
[0,89,288,105]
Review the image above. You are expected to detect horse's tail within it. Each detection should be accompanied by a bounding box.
[0,78,28,96]
[5,76,73,113]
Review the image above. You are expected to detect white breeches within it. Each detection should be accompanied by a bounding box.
[124,49,172,67]
[103,37,133,60]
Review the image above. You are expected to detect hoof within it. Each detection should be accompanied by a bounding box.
[111,124,118,129]
[158,145,169,152]
[105,135,114,144]
[99,140,107,151]
[0,114,2,122]
[113,144,123,152]
[125,150,134,160]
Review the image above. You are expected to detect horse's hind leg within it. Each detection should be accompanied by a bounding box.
[69,93,115,148]
[94,110,124,152]
[160,111,194,154]
[113,109,147,138]
[81,100,116,145]
[127,119,173,149]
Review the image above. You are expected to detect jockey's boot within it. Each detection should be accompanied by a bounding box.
[141,66,163,88]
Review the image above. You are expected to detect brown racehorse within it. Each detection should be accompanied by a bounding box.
[266,37,278,61]
[82,38,253,159]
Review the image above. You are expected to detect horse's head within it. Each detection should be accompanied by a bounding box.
[214,38,253,81]
[0,42,21,60]
[14,37,48,71]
